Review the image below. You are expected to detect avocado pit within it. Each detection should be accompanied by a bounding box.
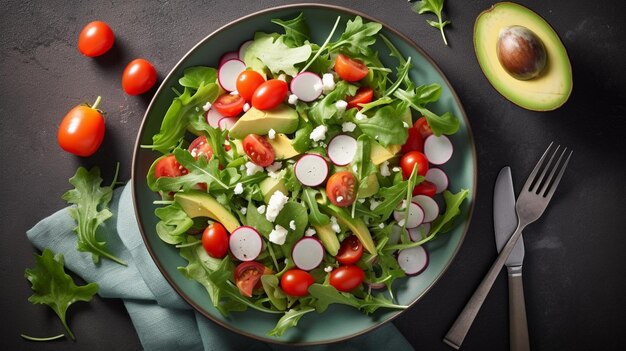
[496,25,547,80]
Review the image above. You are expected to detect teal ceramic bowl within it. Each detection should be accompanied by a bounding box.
[132,3,476,345]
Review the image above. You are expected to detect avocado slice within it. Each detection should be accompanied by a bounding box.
[370,141,401,165]
[259,177,288,203]
[266,133,300,160]
[313,223,340,256]
[321,205,377,255]
[174,191,240,233]
[228,104,299,139]
[474,2,572,111]
[358,173,380,198]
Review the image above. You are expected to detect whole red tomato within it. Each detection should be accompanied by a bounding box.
[78,21,114,57]
[57,96,105,157]
[122,58,157,95]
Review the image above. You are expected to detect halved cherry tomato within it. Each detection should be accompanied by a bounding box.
[400,151,429,179]
[326,171,357,207]
[236,70,265,101]
[346,87,374,110]
[155,155,188,178]
[122,58,157,95]
[213,94,245,117]
[401,127,424,154]
[413,180,437,197]
[251,79,288,110]
[188,135,214,160]
[243,134,275,167]
[280,269,314,297]
[78,21,114,57]
[202,222,229,259]
[334,54,369,82]
[414,117,433,139]
[336,235,363,265]
[329,265,365,292]
[234,261,271,297]
[58,96,105,157]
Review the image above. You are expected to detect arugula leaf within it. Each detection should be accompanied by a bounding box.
[302,189,330,226]
[328,16,383,56]
[291,121,313,153]
[353,105,408,147]
[62,165,126,266]
[243,33,312,76]
[373,172,424,221]
[271,12,310,47]
[412,0,451,45]
[308,284,359,313]
[274,202,308,242]
[383,56,412,97]
[187,112,229,166]
[308,81,358,124]
[178,240,222,306]
[261,275,287,311]
[154,149,229,192]
[245,201,274,237]
[25,249,99,340]
[178,66,217,89]
[358,294,408,314]
[267,306,315,336]
[155,203,193,245]
[394,87,459,136]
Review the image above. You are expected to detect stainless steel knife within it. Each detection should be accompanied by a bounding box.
[494,166,530,351]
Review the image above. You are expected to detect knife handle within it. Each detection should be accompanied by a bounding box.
[508,267,530,351]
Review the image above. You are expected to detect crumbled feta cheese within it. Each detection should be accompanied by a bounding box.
[378,222,385,229]
[392,167,401,173]
[335,99,348,112]
[342,121,356,132]
[239,164,245,171]
[233,183,244,195]
[397,219,406,227]
[284,258,289,265]
[289,220,296,230]
[313,83,323,94]
[230,90,239,95]
[195,106,200,112]
[243,103,250,112]
[322,73,335,92]
[288,94,298,105]
[266,161,282,173]
[319,142,327,148]
[305,227,316,237]
[358,198,366,203]
[269,224,288,245]
[399,200,408,210]
[369,200,381,211]
[268,128,276,139]
[202,101,212,111]
[403,121,409,128]
[324,266,333,273]
[257,205,266,214]
[355,111,366,120]
[380,161,391,177]
[336,196,344,202]
[352,164,358,173]
[245,161,264,176]
[268,171,280,179]
[240,207,247,215]
[310,125,328,142]
[266,190,289,222]
[330,216,341,233]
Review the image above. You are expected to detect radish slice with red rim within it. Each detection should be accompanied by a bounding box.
[218,59,246,92]
[397,246,429,276]
[424,135,453,165]
[425,168,449,194]
[294,154,328,187]
[218,117,238,131]
[408,223,431,242]
[219,51,239,67]
[229,226,262,261]
[206,108,224,128]
[290,72,323,102]
[327,134,357,166]
[292,237,325,271]
[238,40,253,60]
[365,281,386,290]
[412,195,439,223]
[393,201,424,228]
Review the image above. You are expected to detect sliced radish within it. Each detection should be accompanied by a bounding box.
[206,108,224,128]
[238,40,253,60]
[294,154,329,187]
[393,201,425,229]
[425,168,449,194]
[397,246,429,276]
[424,135,453,165]
[218,117,238,131]
[219,51,239,67]
[408,223,431,242]
[327,134,357,166]
[412,195,439,223]
[365,281,386,290]
[290,72,323,102]
[229,226,263,261]
[292,237,325,271]
[218,59,246,92]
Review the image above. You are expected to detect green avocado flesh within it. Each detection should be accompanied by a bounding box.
[474,2,572,111]
[175,191,240,233]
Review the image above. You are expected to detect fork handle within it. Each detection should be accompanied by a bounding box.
[508,266,530,351]
[443,223,526,349]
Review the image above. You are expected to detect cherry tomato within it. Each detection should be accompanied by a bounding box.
[213,94,245,117]
[251,79,288,110]
[236,70,265,101]
[326,171,357,207]
[188,135,214,160]
[122,58,157,95]
[243,134,275,167]
[400,127,424,154]
[346,87,374,110]
[334,54,369,82]
[329,265,365,292]
[400,151,429,179]
[280,269,314,297]
[57,96,105,157]
[202,222,229,259]
[154,155,188,178]
[336,235,363,265]
[234,261,271,297]
[414,117,433,139]
[78,21,114,57]
[413,180,437,197]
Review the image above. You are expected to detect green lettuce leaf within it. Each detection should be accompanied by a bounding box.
[353,105,408,147]
[155,203,193,244]
[178,66,217,89]
[243,33,312,76]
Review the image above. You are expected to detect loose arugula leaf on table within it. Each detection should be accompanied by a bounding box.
[353,105,408,147]
[271,12,310,47]
[155,203,194,245]
[302,188,330,226]
[243,33,312,76]
[178,66,217,89]
[62,164,126,266]
[267,306,315,337]
[394,87,460,136]
[24,249,99,341]
[412,0,451,46]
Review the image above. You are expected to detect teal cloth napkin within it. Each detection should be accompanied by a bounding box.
[27,183,414,351]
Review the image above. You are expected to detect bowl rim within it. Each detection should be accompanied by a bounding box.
[131,2,477,345]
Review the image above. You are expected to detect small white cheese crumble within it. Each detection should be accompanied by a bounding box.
[305,227,317,237]
[355,111,366,120]
[324,266,333,273]
[392,167,401,173]
[336,196,344,202]
[240,207,247,215]
[195,106,200,112]
[322,73,335,92]
[313,82,323,94]
[257,205,266,214]
[369,200,381,211]
[266,161,282,173]
[310,125,328,142]
[352,164,358,173]
[330,216,341,233]
[342,121,356,132]
[245,161,264,176]
[380,161,391,177]
[269,224,289,245]
[233,183,244,195]
[268,128,276,139]
[230,90,239,95]
[202,101,212,111]
[239,164,245,171]
[403,121,409,128]
[335,100,348,112]
[243,103,250,112]
[358,198,365,203]
[288,94,299,105]
[266,190,289,222]
[378,222,385,229]
[398,219,406,227]
[289,220,296,230]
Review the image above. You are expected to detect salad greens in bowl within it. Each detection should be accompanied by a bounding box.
[132,4,475,345]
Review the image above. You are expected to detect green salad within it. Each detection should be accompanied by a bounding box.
[144,13,468,336]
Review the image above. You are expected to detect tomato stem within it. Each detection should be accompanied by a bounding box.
[91,96,102,110]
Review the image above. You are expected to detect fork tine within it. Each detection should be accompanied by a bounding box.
[532,144,560,193]
[522,142,554,192]
[543,150,572,200]
[539,147,567,195]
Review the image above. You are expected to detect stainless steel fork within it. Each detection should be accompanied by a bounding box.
[444,143,573,349]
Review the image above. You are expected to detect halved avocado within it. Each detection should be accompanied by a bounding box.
[174,191,240,233]
[474,2,572,111]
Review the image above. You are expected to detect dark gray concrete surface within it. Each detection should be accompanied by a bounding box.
[1,1,625,350]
